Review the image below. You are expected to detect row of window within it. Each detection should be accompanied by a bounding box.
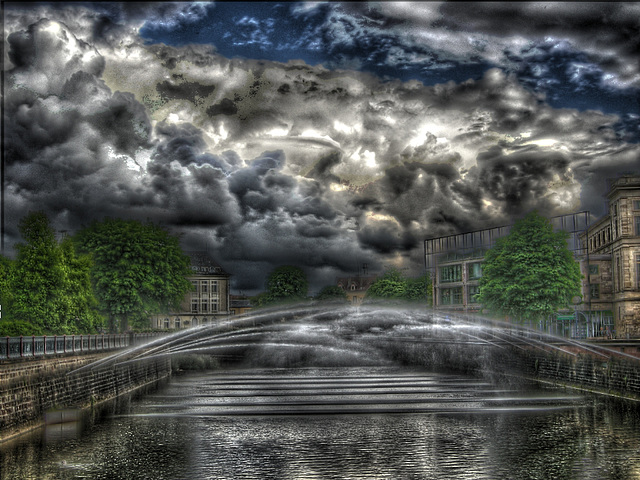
[439,286,481,305]
[589,228,611,252]
[440,263,482,283]
[161,317,212,329]
[191,299,219,313]
[589,215,640,251]
[191,280,219,295]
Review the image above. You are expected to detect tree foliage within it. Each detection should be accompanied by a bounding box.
[365,269,432,304]
[260,265,308,306]
[477,211,582,322]
[74,218,192,332]
[2,212,102,334]
[316,285,348,303]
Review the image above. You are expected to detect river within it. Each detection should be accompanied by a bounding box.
[2,366,640,479]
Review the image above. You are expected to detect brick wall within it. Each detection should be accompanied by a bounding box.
[0,353,171,441]
[492,346,640,400]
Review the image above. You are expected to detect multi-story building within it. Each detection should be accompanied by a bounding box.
[151,251,231,330]
[425,175,640,339]
[582,176,640,338]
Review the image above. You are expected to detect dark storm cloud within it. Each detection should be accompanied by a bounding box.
[4,3,639,294]
[156,76,216,106]
[305,151,343,184]
[206,98,238,116]
[473,147,572,215]
[357,224,417,255]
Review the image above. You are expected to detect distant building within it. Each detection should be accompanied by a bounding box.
[230,295,253,316]
[337,275,379,305]
[151,251,230,330]
[425,175,640,339]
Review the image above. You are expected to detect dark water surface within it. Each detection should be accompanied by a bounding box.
[2,366,640,480]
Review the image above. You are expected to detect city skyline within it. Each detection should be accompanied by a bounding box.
[3,2,639,294]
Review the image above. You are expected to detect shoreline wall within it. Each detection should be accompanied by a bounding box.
[0,353,171,442]
[492,346,640,401]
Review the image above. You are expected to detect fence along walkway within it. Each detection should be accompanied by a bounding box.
[0,333,160,360]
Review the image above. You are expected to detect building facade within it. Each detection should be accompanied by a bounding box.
[582,176,640,338]
[151,252,231,330]
[337,275,379,305]
[425,175,640,339]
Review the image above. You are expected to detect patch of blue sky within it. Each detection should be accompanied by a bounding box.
[138,2,639,142]
[139,2,328,66]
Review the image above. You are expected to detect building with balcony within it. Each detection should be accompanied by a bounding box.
[151,251,231,330]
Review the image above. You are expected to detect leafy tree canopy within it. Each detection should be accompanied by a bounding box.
[477,211,582,322]
[315,285,348,303]
[365,269,432,304]
[3,211,102,334]
[74,218,192,332]
[261,265,308,306]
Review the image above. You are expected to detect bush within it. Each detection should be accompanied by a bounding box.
[0,320,45,337]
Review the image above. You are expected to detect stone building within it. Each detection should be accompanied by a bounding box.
[582,176,640,338]
[151,251,231,330]
[425,175,640,339]
[337,275,379,305]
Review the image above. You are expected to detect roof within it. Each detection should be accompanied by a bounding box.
[336,275,378,291]
[185,251,230,276]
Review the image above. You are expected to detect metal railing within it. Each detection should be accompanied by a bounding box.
[0,334,133,360]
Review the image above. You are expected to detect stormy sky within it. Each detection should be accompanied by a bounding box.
[3,2,640,295]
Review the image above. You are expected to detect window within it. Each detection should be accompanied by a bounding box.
[191,280,198,294]
[192,317,198,326]
[164,318,170,329]
[202,317,208,325]
[440,265,462,283]
[590,284,600,299]
[191,298,198,313]
[634,200,640,210]
[468,263,482,280]
[440,287,462,305]
[201,280,208,294]
[212,300,218,312]
[201,301,208,312]
[637,255,640,288]
[212,281,218,293]
[174,318,181,329]
[468,285,481,304]
[635,216,640,236]
[589,264,599,275]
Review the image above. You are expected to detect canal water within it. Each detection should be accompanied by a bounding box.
[2,366,640,480]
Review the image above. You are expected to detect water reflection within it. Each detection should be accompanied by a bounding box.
[2,367,640,480]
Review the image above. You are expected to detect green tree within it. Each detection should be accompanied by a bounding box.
[404,273,433,303]
[366,269,407,300]
[75,218,192,332]
[263,265,308,305]
[6,211,102,334]
[365,269,432,304]
[59,237,103,333]
[477,211,582,323]
[316,285,348,303]
[0,255,13,310]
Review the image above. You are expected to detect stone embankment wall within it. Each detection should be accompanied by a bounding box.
[0,353,171,442]
[495,346,640,401]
